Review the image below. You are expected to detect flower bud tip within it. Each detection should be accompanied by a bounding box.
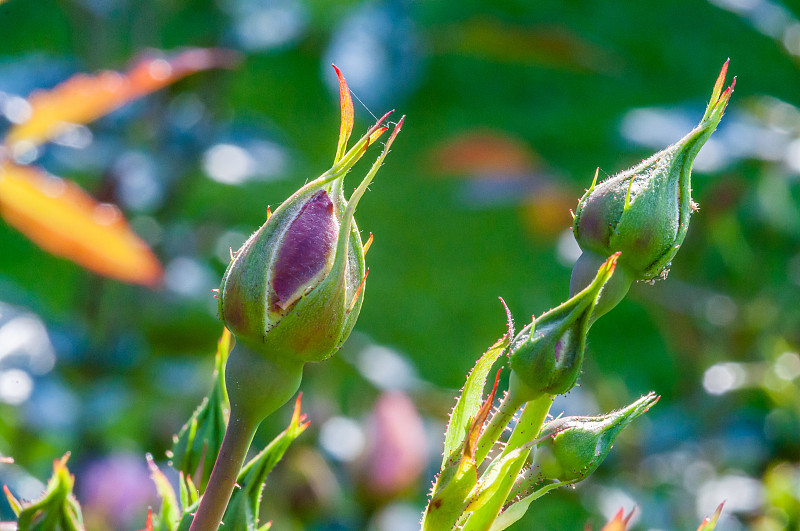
[333,64,355,163]
[713,60,729,100]
[373,110,395,130]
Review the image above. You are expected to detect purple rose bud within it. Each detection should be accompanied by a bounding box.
[218,68,404,367]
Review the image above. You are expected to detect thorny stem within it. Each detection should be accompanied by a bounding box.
[474,391,525,465]
[461,395,554,531]
[503,394,553,459]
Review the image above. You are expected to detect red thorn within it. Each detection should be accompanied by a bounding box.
[463,367,503,461]
[605,251,621,272]
[376,109,395,126]
[390,115,406,140]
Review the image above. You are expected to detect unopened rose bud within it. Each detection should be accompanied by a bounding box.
[218,66,403,426]
[571,61,735,320]
[4,454,85,530]
[537,392,658,483]
[508,253,619,402]
[219,99,403,366]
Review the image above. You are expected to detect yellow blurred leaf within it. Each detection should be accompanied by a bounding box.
[0,162,162,286]
[521,186,575,238]
[4,47,239,149]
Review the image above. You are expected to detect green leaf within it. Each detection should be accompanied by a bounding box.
[170,329,232,492]
[489,482,565,531]
[461,444,532,531]
[442,333,509,468]
[146,454,180,531]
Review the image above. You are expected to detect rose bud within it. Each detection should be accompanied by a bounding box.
[570,61,735,320]
[218,66,403,427]
[219,81,403,366]
[508,253,619,402]
[535,392,658,483]
[190,67,403,531]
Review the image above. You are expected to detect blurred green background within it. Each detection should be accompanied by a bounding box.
[1,0,800,529]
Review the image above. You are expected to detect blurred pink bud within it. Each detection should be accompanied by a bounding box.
[358,392,426,499]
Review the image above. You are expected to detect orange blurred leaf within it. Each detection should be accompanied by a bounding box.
[521,186,575,238]
[4,47,239,149]
[0,162,162,286]
[429,131,538,177]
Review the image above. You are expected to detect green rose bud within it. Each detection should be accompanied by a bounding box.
[537,392,658,483]
[4,454,85,531]
[570,62,734,319]
[508,253,619,402]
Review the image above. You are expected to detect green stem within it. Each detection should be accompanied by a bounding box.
[461,395,554,531]
[189,342,304,531]
[503,394,553,457]
[474,391,525,465]
[188,414,256,531]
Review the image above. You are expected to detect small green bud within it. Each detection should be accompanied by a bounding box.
[573,62,735,281]
[218,76,403,365]
[537,392,658,483]
[509,253,619,401]
[5,454,85,531]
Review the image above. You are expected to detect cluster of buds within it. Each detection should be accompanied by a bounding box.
[422,62,734,531]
